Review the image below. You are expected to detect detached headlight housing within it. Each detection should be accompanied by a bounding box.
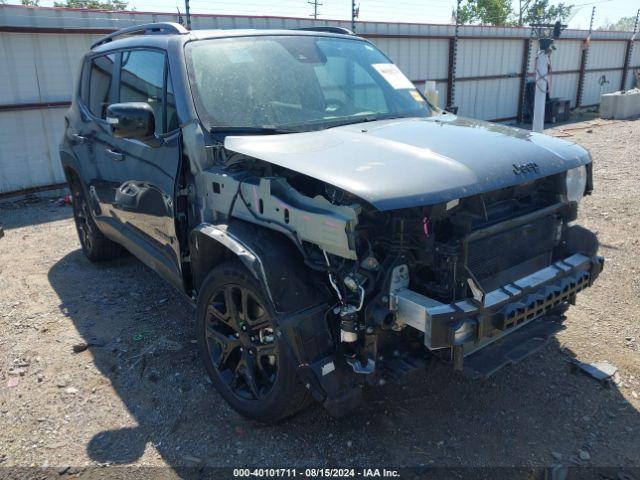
[565,166,587,203]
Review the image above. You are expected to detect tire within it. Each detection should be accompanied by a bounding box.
[197,259,311,423]
[69,177,123,262]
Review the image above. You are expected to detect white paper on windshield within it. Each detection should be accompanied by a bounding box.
[372,63,414,89]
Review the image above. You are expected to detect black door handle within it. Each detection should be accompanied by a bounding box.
[70,133,87,144]
[106,148,125,161]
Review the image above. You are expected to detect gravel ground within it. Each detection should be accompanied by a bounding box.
[0,118,639,475]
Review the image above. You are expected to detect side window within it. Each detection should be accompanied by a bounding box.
[119,50,166,135]
[88,54,116,119]
[79,60,90,105]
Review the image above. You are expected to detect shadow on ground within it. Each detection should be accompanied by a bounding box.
[47,249,640,470]
[0,198,72,230]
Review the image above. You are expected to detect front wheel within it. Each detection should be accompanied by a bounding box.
[196,260,311,422]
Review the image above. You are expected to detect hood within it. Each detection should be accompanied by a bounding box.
[224,114,591,211]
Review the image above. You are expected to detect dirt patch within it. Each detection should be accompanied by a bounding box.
[1,119,639,473]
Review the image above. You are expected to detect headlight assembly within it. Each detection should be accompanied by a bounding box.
[565,166,587,203]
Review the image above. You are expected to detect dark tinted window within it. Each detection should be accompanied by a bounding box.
[79,60,90,104]
[88,54,116,119]
[166,73,178,132]
[120,50,165,134]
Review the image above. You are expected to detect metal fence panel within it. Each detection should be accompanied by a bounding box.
[551,72,580,107]
[455,77,520,120]
[631,41,640,67]
[369,37,449,82]
[0,33,40,105]
[0,108,67,193]
[582,69,623,105]
[457,39,522,78]
[551,40,583,71]
[0,32,98,105]
[587,40,628,70]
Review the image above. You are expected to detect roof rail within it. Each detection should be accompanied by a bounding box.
[91,22,188,49]
[294,26,355,36]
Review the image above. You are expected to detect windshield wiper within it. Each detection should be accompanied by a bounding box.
[211,125,300,135]
[322,113,414,129]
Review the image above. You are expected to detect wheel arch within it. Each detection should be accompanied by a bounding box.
[190,220,326,313]
[60,148,82,179]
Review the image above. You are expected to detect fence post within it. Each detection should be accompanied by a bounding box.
[447,0,461,111]
[517,38,532,123]
[620,9,639,91]
[576,6,596,108]
[446,37,456,109]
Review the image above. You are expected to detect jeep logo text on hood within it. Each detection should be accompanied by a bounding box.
[513,162,540,175]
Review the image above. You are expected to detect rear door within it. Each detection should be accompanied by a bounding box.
[78,52,120,226]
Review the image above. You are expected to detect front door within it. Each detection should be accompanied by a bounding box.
[102,49,183,288]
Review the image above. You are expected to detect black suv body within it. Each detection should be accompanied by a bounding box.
[60,23,603,421]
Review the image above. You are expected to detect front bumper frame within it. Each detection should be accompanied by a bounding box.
[392,253,604,351]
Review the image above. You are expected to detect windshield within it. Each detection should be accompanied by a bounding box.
[185,35,432,132]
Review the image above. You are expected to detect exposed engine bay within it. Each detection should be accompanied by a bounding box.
[196,147,602,392]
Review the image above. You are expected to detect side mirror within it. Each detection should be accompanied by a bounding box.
[106,102,155,140]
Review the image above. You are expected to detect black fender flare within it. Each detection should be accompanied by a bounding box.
[190,220,325,313]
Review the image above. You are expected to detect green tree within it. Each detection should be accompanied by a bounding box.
[599,16,637,32]
[456,0,513,25]
[53,0,129,10]
[518,0,573,26]
[21,0,40,5]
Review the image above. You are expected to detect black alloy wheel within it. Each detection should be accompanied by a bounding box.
[197,260,311,422]
[69,177,122,261]
[204,283,278,400]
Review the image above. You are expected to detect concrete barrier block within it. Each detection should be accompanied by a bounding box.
[600,89,640,119]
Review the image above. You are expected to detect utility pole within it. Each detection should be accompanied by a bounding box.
[532,43,550,132]
[184,0,192,30]
[351,0,359,33]
[308,0,322,20]
[531,20,567,132]
[518,0,532,26]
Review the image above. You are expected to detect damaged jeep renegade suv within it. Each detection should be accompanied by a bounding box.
[61,22,603,421]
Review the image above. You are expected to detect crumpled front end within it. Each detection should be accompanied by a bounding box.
[198,138,603,416]
[285,168,604,414]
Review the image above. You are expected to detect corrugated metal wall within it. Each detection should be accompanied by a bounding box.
[0,4,638,195]
[0,30,102,194]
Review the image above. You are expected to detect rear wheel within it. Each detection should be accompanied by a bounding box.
[197,260,311,422]
[69,177,123,262]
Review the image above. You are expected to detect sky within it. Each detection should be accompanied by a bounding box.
[7,0,640,30]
